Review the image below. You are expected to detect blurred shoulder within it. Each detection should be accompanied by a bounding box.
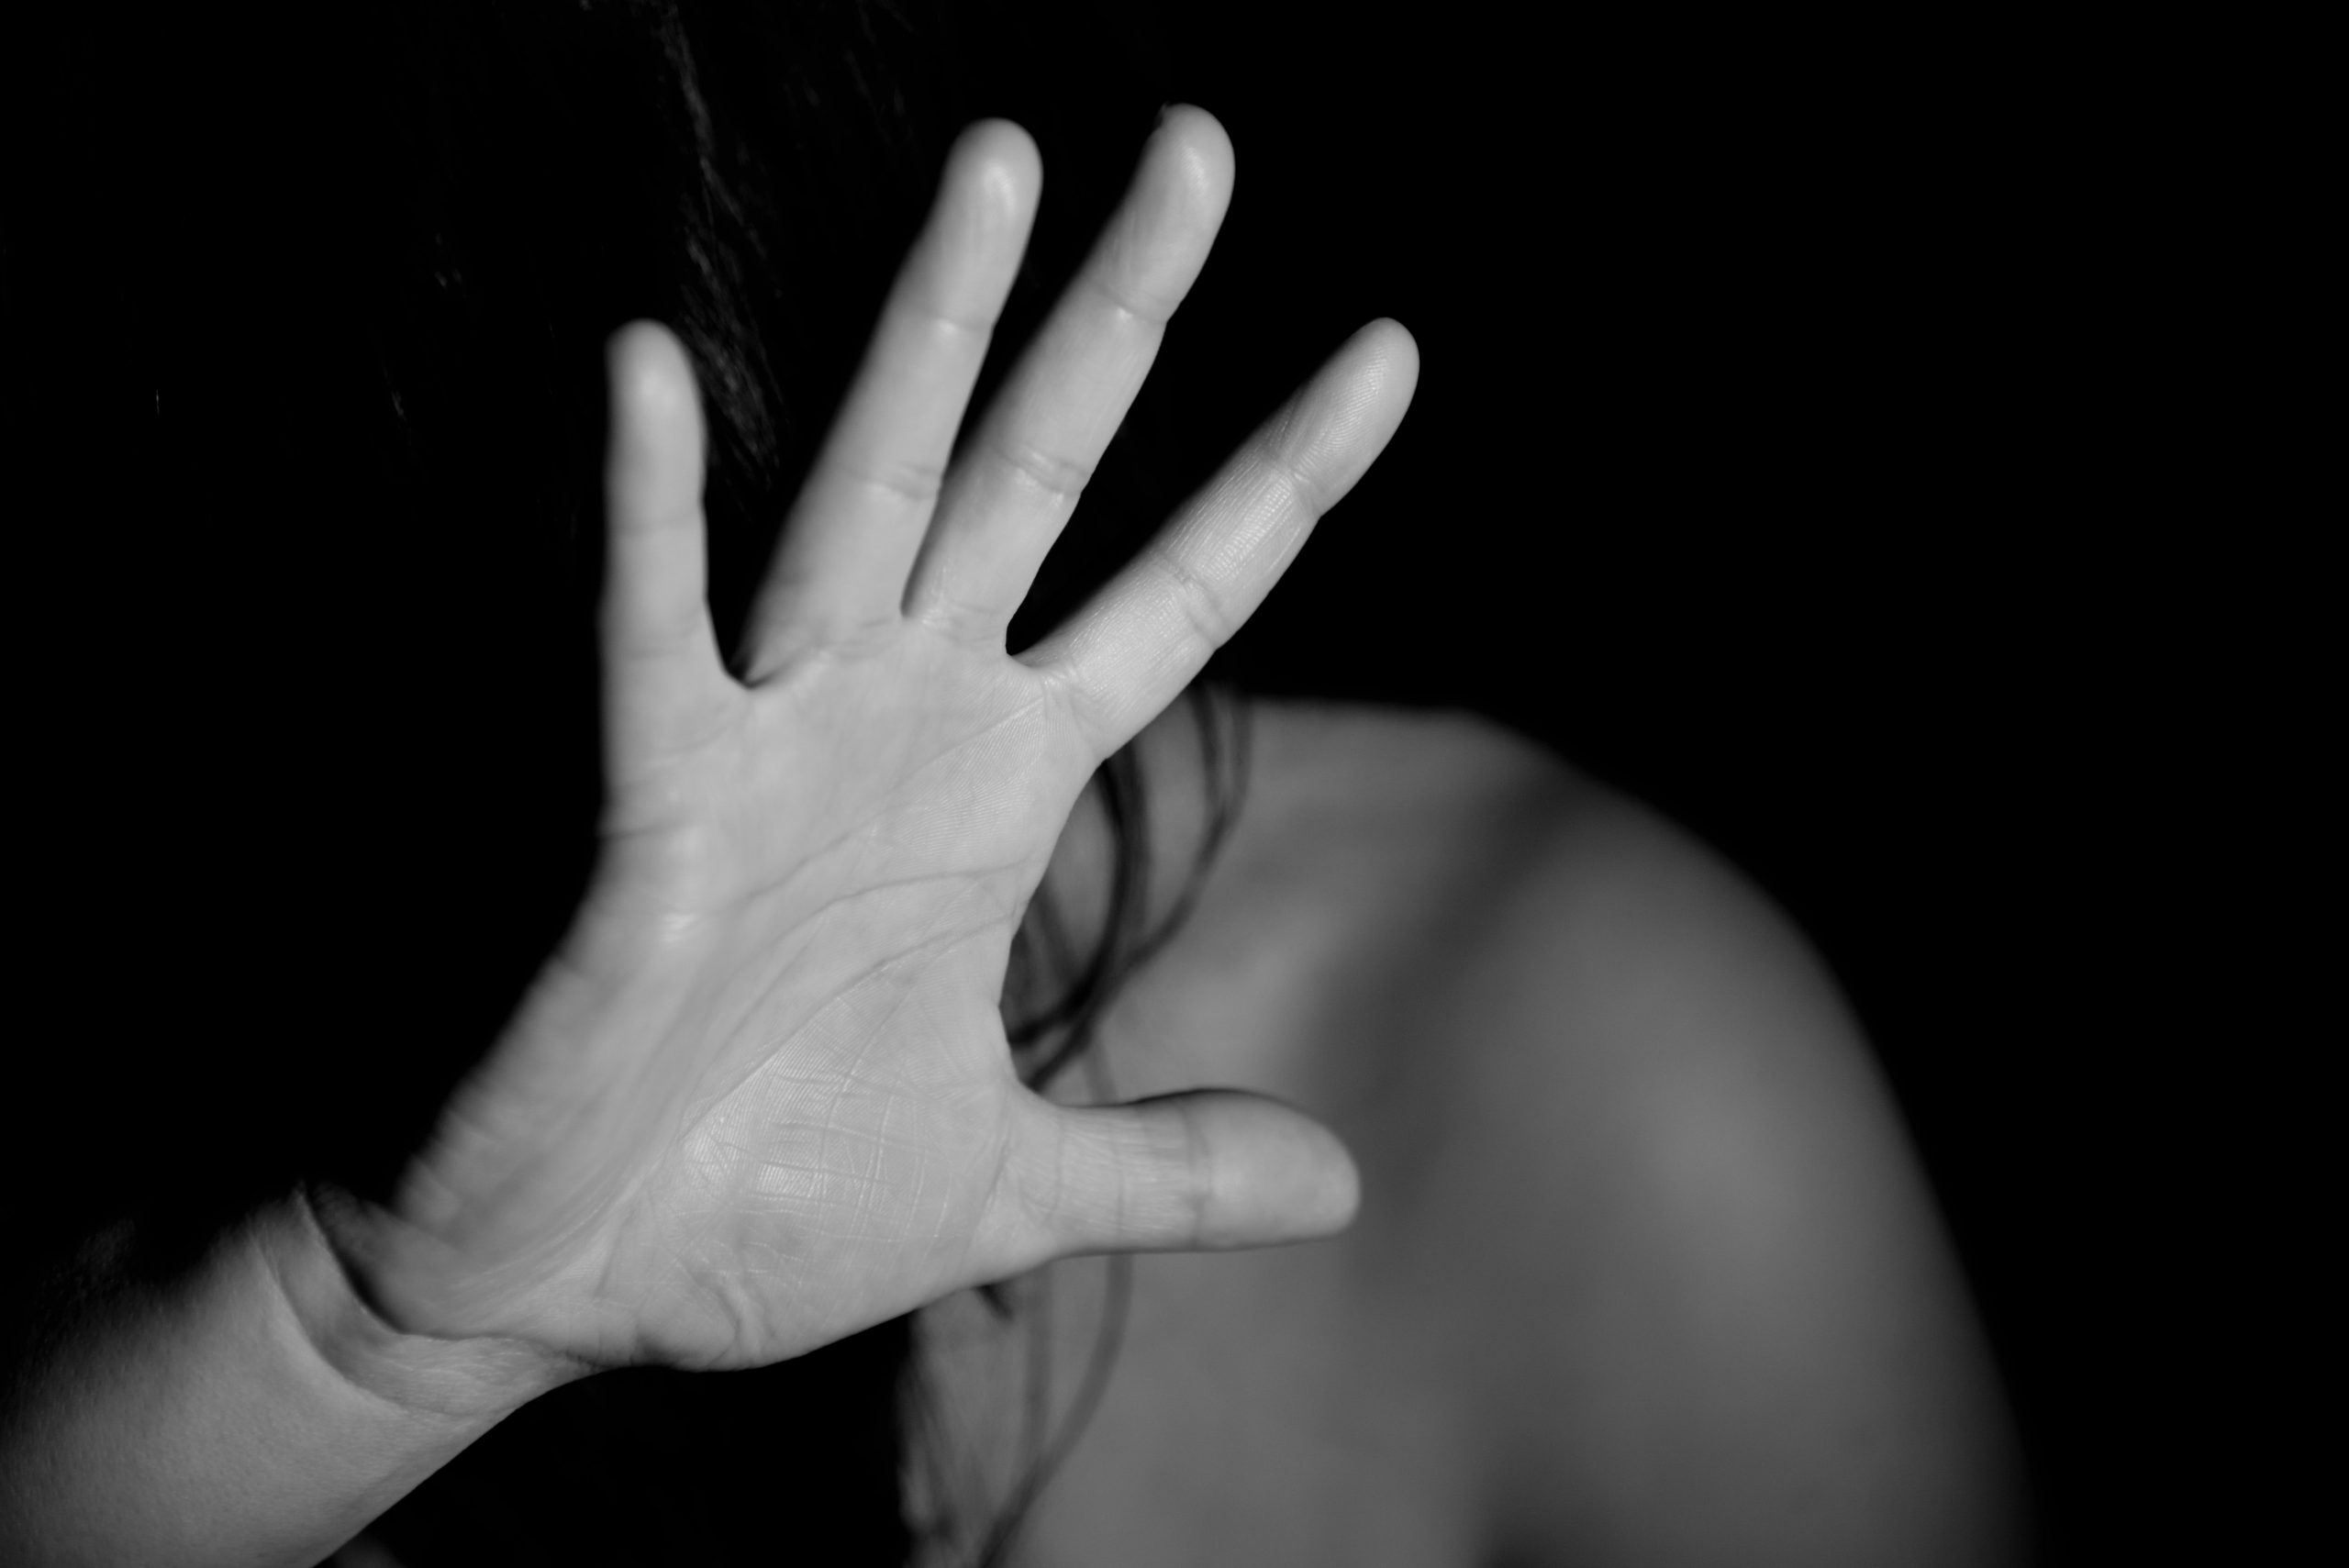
[1208,698,2026,1565]
[1215,696,1803,990]
[1225,695,1842,1013]
[1201,697,1589,914]
[1231,696,1578,823]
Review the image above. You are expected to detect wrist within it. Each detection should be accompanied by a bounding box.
[262,1187,588,1426]
[0,1196,589,1567]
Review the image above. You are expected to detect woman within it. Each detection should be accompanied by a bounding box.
[0,5,2023,1562]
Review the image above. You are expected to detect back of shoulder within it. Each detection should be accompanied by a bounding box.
[1236,700,1812,1018]
[1230,701,1585,903]
[1241,700,2026,1566]
[1242,697,1887,1114]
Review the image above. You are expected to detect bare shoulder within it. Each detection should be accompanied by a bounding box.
[1183,698,1586,937]
[1225,696,1578,834]
[1220,700,2028,1565]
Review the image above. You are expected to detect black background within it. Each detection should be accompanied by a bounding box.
[3,3,2316,1562]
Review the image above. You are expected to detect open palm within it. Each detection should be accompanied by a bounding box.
[336,109,1417,1372]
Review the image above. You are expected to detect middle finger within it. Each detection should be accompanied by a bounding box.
[741,120,1040,677]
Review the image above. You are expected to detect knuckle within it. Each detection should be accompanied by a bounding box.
[912,590,1006,646]
[916,301,996,341]
[1256,439,1329,517]
[1153,545,1237,651]
[1111,1106,1212,1243]
[1012,1102,1213,1250]
[992,436,1095,504]
[835,452,946,509]
[1171,1103,1213,1238]
[1086,268,1177,330]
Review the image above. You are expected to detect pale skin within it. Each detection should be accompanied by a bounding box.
[0,109,1414,1564]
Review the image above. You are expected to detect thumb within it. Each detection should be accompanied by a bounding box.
[1004,1089,1361,1262]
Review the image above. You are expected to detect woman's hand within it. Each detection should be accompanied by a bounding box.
[331,108,1418,1373]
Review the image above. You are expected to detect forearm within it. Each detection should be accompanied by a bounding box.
[0,1195,584,1567]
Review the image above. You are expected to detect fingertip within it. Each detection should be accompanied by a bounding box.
[607,320,700,438]
[604,321,707,550]
[951,117,1043,226]
[1351,317,1422,405]
[1255,1097,1362,1241]
[1183,1088,1360,1247]
[1153,105,1235,217]
[1264,320,1419,506]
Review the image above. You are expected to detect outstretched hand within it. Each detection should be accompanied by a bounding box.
[333,108,1418,1373]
